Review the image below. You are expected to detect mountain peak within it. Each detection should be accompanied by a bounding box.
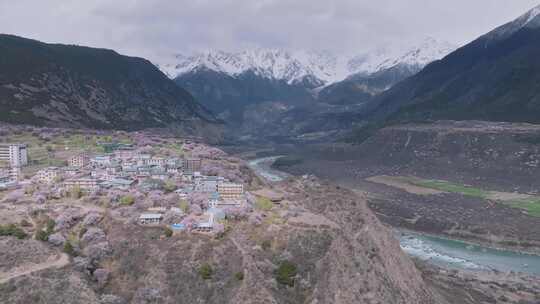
[523,4,540,26]
[155,38,457,86]
[484,4,540,42]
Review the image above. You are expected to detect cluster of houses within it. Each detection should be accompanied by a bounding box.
[2,140,248,235]
[35,147,204,193]
[139,174,246,234]
[139,203,231,234]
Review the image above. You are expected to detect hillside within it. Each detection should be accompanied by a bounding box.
[317,64,420,105]
[0,35,217,133]
[175,68,314,124]
[0,125,439,304]
[362,5,540,128]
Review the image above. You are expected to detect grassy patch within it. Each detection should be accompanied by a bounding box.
[409,177,540,218]
[0,224,27,239]
[255,197,274,211]
[505,199,540,217]
[411,179,489,198]
[119,195,135,206]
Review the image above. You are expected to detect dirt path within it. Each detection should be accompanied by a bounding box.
[366,175,444,195]
[0,253,70,284]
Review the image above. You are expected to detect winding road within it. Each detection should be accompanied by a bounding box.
[0,253,70,284]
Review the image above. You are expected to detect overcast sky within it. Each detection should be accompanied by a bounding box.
[0,0,538,60]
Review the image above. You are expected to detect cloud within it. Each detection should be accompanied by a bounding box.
[0,0,538,60]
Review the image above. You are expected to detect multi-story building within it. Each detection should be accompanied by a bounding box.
[0,144,28,167]
[38,167,60,184]
[135,154,151,166]
[0,167,10,183]
[166,164,183,175]
[69,153,90,168]
[64,178,101,191]
[148,157,166,167]
[183,158,202,174]
[150,168,169,180]
[139,213,163,225]
[62,167,80,177]
[90,155,112,167]
[9,167,22,181]
[217,183,244,200]
[114,149,136,161]
[196,176,225,193]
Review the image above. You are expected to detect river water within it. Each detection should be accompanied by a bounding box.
[399,231,540,275]
[247,156,289,182]
[247,156,540,276]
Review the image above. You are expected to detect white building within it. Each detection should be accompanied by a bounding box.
[114,149,136,161]
[38,167,60,184]
[62,167,80,177]
[148,157,166,167]
[9,167,22,181]
[184,158,202,173]
[217,183,244,200]
[139,213,163,225]
[135,154,151,166]
[0,144,28,167]
[64,178,101,191]
[195,176,225,193]
[69,153,89,167]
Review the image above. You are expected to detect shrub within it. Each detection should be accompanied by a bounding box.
[163,227,173,238]
[24,185,36,195]
[70,186,82,199]
[179,200,189,213]
[163,181,177,193]
[46,218,56,233]
[79,227,88,238]
[0,224,27,239]
[19,219,32,227]
[261,239,272,251]
[119,195,135,206]
[63,241,76,256]
[35,229,50,241]
[198,263,213,280]
[234,271,244,281]
[275,260,297,287]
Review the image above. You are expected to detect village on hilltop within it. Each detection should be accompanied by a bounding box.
[0,128,270,236]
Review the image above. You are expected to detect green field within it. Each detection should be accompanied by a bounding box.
[255,197,274,211]
[505,199,540,217]
[408,178,540,217]
[2,130,136,175]
[411,179,490,199]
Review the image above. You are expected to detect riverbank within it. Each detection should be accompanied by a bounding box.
[242,153,540,302]
[398,230,540,276]
[244,154,540,276]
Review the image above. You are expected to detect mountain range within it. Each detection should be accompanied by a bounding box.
[0,34,217,134]
[156,38,457,122]
[355,4,540,136]
[157,37,456,85]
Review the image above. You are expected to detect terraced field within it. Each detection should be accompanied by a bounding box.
[369,175,540,218]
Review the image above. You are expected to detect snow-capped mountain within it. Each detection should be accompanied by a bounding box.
[347,37,456,76]
[156,37,457,86]
[484,4,540,42]
[157,49,341,86]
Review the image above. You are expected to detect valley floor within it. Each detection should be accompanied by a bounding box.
[229,120,540,303]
